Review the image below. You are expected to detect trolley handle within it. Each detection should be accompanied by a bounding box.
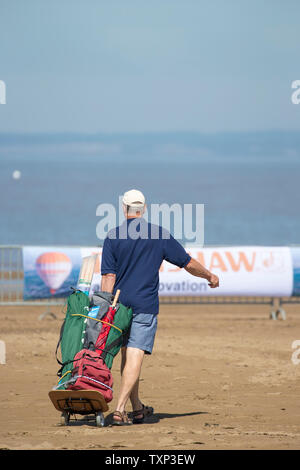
[112,289,120,307]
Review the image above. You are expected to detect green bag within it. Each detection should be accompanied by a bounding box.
[55,289,90,389]
[101,303,133,370]
[54,289,132,389]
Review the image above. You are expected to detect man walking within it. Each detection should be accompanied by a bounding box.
[101,189,219,425]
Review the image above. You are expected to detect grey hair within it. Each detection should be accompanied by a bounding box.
[124,204,145,216]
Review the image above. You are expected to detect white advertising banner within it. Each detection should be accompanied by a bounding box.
[158,246,294,297]
[23,245,297,299]
[87,245,294,297]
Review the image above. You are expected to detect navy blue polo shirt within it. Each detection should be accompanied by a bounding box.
[101,218,191,315]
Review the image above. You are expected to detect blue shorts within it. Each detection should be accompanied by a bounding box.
[123,313,158,355]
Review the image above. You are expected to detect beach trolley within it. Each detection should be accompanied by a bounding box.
[49,255,132,428]
[49,255,110,427]
[49,389,108,427]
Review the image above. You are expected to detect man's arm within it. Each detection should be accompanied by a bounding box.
[184,258,219,288]
[101,235,117,293]
[101,273,116,293]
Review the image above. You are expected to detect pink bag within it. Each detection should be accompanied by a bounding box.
[67,349,113,403]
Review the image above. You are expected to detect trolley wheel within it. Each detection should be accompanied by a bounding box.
[96,411,105,427]
[60,411,70,426]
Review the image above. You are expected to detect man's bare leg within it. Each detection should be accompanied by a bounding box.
[120,347,143,411]
[114,347,144,421]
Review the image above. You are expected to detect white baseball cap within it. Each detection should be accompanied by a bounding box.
[122,189,145,207]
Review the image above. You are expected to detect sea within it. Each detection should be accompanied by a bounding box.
[0,131,300,248]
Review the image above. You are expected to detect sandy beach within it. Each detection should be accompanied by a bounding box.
[0,301,300,450]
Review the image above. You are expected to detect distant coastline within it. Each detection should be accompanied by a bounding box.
[1,130,299,247]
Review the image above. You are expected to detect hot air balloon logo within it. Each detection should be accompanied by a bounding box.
[35,252,72,295]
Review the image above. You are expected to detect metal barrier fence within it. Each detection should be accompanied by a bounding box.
[0,245,299,319]
[0,245,63,306]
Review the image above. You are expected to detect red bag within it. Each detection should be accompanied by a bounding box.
[67,349,113,402]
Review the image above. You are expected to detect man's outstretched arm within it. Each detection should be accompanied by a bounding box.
[184,258,219,288]
[101,273,116,293]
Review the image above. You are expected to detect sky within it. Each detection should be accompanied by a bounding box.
[0,0,300,134]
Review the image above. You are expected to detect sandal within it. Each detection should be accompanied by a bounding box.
[112,410,133,426]
[132,404,154,424]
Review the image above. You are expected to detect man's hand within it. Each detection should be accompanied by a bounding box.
[184,258,219,288]
[207,273,219,288]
